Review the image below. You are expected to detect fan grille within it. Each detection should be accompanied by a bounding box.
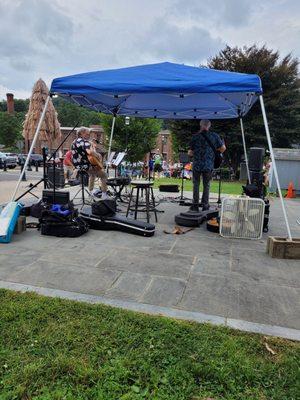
[220,197,265,240]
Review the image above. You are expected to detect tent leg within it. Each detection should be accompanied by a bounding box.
[11,95,51,202]
[240,118,251,183]
[259,95,292,240]
[106,115,116,173]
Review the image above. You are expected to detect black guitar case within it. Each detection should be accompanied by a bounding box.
[175,209,219,227]
[80,205,155,237]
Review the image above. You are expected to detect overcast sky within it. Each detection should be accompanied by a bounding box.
[0,0,299,99]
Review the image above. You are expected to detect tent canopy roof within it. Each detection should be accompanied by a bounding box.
[50,62,262,119]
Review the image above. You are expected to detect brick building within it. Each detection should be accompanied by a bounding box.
[152,130,174,162]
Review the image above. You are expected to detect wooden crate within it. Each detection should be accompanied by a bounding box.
[267,236,300,259]
[13,216,26,234]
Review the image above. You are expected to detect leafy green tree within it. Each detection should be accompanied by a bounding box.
[101,115,162,162]
[170,45,300,170]
[52,98,101,127]
[0,112,23,147]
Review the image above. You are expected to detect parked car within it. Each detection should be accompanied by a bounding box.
[18,153,43,166]
[0,152,17,169]
[4,153,18,164]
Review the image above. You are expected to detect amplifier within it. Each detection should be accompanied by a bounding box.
[159,184,179,192]
[42,190,70,205]
[47,166,65,188]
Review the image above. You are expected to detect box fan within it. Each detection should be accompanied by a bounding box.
[220,197,265,240]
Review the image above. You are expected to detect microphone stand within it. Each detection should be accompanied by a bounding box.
[16,121,80,202]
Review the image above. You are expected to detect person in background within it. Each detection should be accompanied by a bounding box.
[188,120,226,212]
[148,156,154,180]
[63,149,74,182]
[154,154,162,178]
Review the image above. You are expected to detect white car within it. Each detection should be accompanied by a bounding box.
[0,152,17,169]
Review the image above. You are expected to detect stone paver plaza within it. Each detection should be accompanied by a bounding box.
[0,190,299,340]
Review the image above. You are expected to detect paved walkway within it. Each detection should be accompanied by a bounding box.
[0,186,299,340]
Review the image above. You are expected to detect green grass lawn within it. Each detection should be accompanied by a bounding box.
[152,178,245,195]
[0,290,299,400]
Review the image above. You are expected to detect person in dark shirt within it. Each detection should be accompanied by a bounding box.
[188,120,226,212]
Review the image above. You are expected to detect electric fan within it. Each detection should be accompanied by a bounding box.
[220,196,265,239]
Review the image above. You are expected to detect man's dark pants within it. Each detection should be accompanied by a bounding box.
[192,169,212,209]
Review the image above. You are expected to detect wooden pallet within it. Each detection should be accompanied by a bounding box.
[267,236,300,259]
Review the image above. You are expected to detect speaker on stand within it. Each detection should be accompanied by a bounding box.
[248,147,265,172]
[243,147,269,231]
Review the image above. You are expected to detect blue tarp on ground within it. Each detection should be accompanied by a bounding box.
[50,62,262,119]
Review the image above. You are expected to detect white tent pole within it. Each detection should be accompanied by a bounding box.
[240,118,251,183]
[11,95,51,202]
[259,95,292,240]
[106,115,116,173]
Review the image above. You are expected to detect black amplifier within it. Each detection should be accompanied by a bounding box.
[42,190,70,205]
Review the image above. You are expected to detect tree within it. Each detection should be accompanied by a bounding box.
[0,112,22,147]
[170,45,300,170]
[101,115,162,162]
[52,98,101,127]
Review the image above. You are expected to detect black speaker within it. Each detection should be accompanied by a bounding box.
[47,166,65,188]
[248,147,265,171]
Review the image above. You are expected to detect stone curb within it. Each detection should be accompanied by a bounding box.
[0,280,299,341]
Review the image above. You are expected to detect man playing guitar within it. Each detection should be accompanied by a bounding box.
[71,127,108,198]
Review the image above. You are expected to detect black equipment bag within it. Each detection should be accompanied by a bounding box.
[30,199,75,219]
[68,179,80,186]
[39,209,88,237]
[200,131,223,169]
[30,199,49,219]
[159,184,179,193]
[91,199,117,217]
[80,205,155,237]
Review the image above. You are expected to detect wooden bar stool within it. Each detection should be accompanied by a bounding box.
[126,181,157,223]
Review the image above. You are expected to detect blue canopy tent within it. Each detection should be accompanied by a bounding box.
[12,62,292,239]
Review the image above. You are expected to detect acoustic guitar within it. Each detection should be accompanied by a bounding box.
[88,151,104,173]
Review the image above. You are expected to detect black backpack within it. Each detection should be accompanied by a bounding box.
[39,209,88,237]
[91,199,117,217]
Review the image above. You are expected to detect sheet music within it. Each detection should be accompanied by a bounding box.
[112,152,126,166]
[107,151,116,164]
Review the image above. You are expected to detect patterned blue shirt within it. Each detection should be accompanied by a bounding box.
[190,131,223,172]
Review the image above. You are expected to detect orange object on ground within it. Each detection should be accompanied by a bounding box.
[285,181,296,198]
